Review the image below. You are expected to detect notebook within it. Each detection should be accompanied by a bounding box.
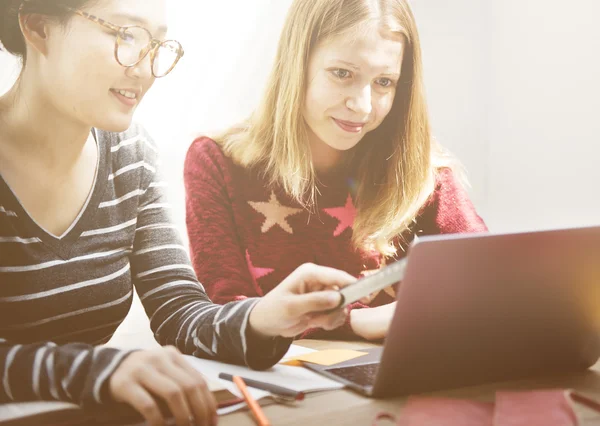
[0,370,237,425]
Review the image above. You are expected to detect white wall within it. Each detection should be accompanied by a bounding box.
[415,0,600,232]
[486,0,600,232]
[2,0,600,235]
[412,0,491,220]
[0,51,20,93]
[133,0,293,243]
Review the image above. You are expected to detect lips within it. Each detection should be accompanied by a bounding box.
[333,118,366,133]
[110,88,140,108]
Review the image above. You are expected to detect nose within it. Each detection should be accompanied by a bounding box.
[345,84,373,115]
[124,47,155,80]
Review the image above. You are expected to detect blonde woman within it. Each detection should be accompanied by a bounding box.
[184,0,487,342]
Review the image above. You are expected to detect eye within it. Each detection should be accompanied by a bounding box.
[332,68,352,79]
[375,77,394,88]
[120,29,137,45]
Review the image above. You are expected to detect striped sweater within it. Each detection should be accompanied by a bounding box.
[0,125,290,408]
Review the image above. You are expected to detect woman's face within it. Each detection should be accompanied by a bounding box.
[302,24,405,154]
[37,0,168,132]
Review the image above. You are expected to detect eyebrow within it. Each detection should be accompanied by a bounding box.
[333,59,360,71]
[110,13,168,35]
[332,59,401,78]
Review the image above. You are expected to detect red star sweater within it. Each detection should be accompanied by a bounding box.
[184,137,488,340]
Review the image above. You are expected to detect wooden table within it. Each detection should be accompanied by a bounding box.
[220,339,600,426]
[3,334,600,425]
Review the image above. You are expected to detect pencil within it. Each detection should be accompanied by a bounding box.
[232,375,271,426]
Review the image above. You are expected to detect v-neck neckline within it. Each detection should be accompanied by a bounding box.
[0,129,109,259]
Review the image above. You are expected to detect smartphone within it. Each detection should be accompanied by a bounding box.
[335,257,407,309]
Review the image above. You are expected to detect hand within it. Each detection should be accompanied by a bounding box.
[109,346,218,426]
[249,263,356,337]
[350,302,397,341]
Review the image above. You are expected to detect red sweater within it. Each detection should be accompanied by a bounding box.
[184,137,488,339]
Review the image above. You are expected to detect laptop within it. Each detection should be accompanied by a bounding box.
[304,226,600,397]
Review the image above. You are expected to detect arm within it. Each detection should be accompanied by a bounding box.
[0,338,131,407]
[132,139,290,370]
[298,301,370,340]
[183,138,394,344]
[183,138,261,304]
[348,302,397,341]
[183,139,376,341]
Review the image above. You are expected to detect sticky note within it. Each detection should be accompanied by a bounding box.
[281,349,368,366]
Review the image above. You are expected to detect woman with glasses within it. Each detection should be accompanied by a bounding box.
[0,1,355,425]
[184,0,487,342]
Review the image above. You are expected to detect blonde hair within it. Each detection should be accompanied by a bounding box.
[216,0,460,257]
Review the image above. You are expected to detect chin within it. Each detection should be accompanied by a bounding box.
[325,136,364,152]
[96,115,135,133]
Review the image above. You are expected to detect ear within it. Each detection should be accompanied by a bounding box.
[18,12,52,57]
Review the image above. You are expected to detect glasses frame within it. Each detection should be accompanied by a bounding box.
[63,6,184,78]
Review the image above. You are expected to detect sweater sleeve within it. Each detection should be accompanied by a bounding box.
[184,138,263,305]
[133,136,290,370]
[0,338,133,407]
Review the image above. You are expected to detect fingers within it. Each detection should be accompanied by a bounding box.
[155,365,213,426]
[307,308,348,330]
[117,383,165,426]
[137,370,194,426]
[167,348,218,426]
[279,308,347,337]
[289,264,356,293]
[108,348,219,426]
[286,290,342,317]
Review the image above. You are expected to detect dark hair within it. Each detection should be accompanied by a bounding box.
[0,0,95,60]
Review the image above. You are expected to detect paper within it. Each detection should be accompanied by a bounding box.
[278,344,317,366]
[279,344,317,361]
[0,401,79,424]
[281,349,368,366]
[183,352,343,406]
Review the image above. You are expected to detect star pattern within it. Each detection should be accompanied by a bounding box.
[245,250,274,296]
[248,191,302,234]
[324,194,356,237]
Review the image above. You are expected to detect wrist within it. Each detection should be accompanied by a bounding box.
[349,309,367,339]
[248,299,278,338]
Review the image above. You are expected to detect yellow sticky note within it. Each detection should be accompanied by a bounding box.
[281,349,368,366]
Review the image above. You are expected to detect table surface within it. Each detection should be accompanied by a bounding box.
[3,331,600,426]
[220,339,600,426]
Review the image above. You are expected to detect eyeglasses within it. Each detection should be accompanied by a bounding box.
[63,7,184,78]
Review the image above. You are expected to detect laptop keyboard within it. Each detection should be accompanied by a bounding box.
[326,363,378,387]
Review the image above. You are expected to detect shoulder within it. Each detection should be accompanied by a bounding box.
[426,167,472,207]
[186,136,227,166]
[422,167,487,233]
[423,166,470,209]
[184,136,235,182]
[433,167,464,192]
